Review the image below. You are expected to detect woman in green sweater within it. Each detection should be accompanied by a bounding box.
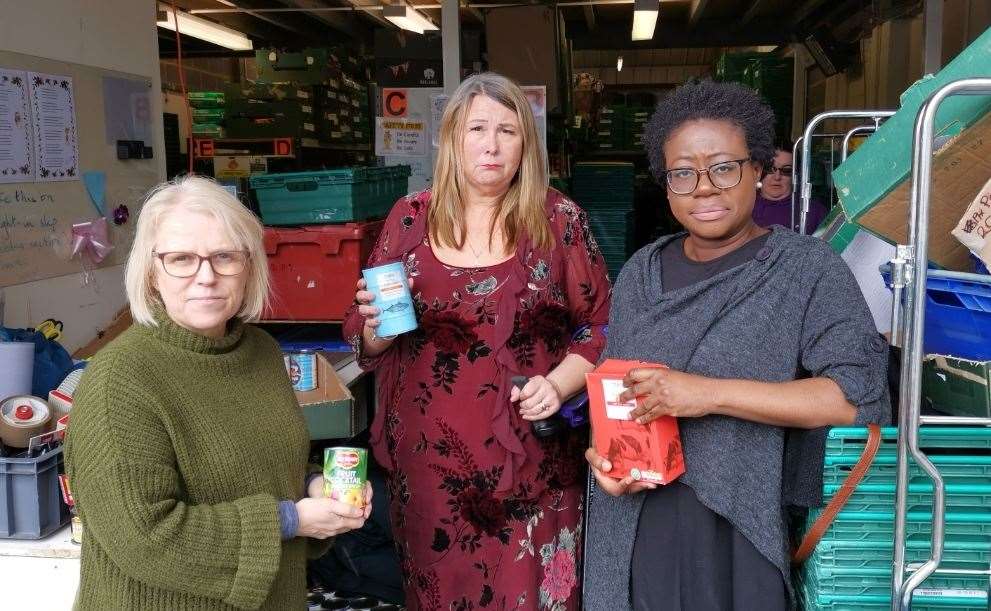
[65,175,370,610]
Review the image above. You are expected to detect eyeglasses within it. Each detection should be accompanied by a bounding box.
[768,165,793,176]
[154,251,249,278]
[661,158,751,195]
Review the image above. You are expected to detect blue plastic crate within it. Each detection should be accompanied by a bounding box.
[799,578,987,611]
[882,269,991,360]
[811,509,991,546]
[823,482,991,512]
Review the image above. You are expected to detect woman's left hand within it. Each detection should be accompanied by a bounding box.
[510,375,562,421]
[307,477,374,520]
[619,367,717,424]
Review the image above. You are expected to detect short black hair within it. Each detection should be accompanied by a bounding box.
[774,137,794,154]
[644,79,776,183]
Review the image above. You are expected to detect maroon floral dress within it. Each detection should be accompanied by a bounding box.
[344,189,610,610]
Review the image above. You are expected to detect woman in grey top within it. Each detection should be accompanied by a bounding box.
[583,80,890,610]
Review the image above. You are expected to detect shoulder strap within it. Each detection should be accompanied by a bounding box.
[792,423,882,565]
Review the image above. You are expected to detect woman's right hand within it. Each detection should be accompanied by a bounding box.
[584,447,657,497]
[294,497,367,539]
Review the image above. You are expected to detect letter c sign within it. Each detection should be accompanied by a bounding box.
[383,89,408,118]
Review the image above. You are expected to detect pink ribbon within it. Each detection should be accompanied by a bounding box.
[70,217,113,264]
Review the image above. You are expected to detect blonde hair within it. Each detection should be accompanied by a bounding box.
[430,72,552,252]
[124,175,270,326]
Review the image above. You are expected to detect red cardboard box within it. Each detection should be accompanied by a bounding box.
[586,359,685,484]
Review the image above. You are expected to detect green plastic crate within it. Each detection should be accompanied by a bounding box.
[191,108,225,122]
[225,116,318,139]
[223,82,315,102]
[823,482,991,512]
[824,453,991,488]
[191,123,225,138]
[802,563,990,598]
[826,426,991,455]
[187,91,225,108]
[250,166,411,225]
[799,579,987,611]
[808,538,991,570]
[227,99,316,121]
[834,27,991,224]
[255,48,337,85]
[923,356,991,419]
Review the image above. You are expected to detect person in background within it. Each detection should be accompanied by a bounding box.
[66,175,370,610]
[752,139,828,233]
[583,80,890,611]
[343,72,610,610]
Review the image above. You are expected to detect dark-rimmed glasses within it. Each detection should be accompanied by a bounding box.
[154,251,249,278]
[661,158,751,195]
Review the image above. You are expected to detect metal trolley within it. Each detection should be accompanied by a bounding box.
[793,110,896,234]
[888,77,991,611]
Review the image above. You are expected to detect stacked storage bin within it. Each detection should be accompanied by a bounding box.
[224,82,319,140]
[714,52,794,142]
[797,427,991,610]
[571,162,635,280]
[188,91,226,138]
[223,47,370,147]
[249,165,411,322]
[591,106,629,152]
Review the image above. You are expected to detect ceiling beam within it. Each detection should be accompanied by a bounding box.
[569,17,788,50]
[741,0,770,25]
[275,0,376,38]
[790,0,831,27]
[583,5,596,30]
[688,0,711,27]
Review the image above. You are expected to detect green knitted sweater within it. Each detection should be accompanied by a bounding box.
[66,314,313,610]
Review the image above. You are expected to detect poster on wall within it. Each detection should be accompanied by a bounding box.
[375,117,427,157]
[28,72,79,182]
[522,85,547,157]
[429,94,448,148]
[0,68,34,183]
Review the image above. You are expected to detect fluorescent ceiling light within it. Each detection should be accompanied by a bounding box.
[157,4,253,51]
[617,56,624,71]
[383,2,439,35]
[632,0,658,41]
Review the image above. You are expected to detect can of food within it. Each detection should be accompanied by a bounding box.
[323,447,368,507]
[70,514,83,545]
[285,351,317,392]
[362,261,417,338]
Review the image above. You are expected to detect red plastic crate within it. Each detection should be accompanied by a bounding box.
[263,221,383,321]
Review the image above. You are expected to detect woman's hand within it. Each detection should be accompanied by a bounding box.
[355,276,415,351]
[295,496,367,539]
[510,375,562,421]
[619,367,716,424]
[584,447,657,497]
[307,478,373,521]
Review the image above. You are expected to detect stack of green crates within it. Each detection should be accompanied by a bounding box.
[591,106,629,152]
[188,92,226,138]
[714,52,794,141]
[249,165,411,225]
[797,427,991,610]
[572,162,635,280]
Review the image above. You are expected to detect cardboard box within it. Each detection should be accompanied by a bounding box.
[833,27,991,271]
[586,359,685,485]
[922,354,991,418]
[293,351,370,440]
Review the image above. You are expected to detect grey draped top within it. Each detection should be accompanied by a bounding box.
[584,226,891,609]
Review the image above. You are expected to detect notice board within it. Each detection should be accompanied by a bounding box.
[0,50,160,287]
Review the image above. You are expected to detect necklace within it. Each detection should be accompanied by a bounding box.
[465,236,487,265]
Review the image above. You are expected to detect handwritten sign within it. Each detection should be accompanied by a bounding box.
[375,118,426,157]
[952,175,991,269]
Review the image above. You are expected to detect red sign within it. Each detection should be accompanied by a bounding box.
[193,138,215,158]
[274,138,293,157]
[336,450,361,469]
[382,88,408,118]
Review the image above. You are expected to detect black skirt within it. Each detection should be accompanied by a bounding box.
[630,481,787,611]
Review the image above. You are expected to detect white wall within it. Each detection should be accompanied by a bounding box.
[0,0,165,352]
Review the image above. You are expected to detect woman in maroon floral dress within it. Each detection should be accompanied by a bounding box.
[343,73,610,610]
